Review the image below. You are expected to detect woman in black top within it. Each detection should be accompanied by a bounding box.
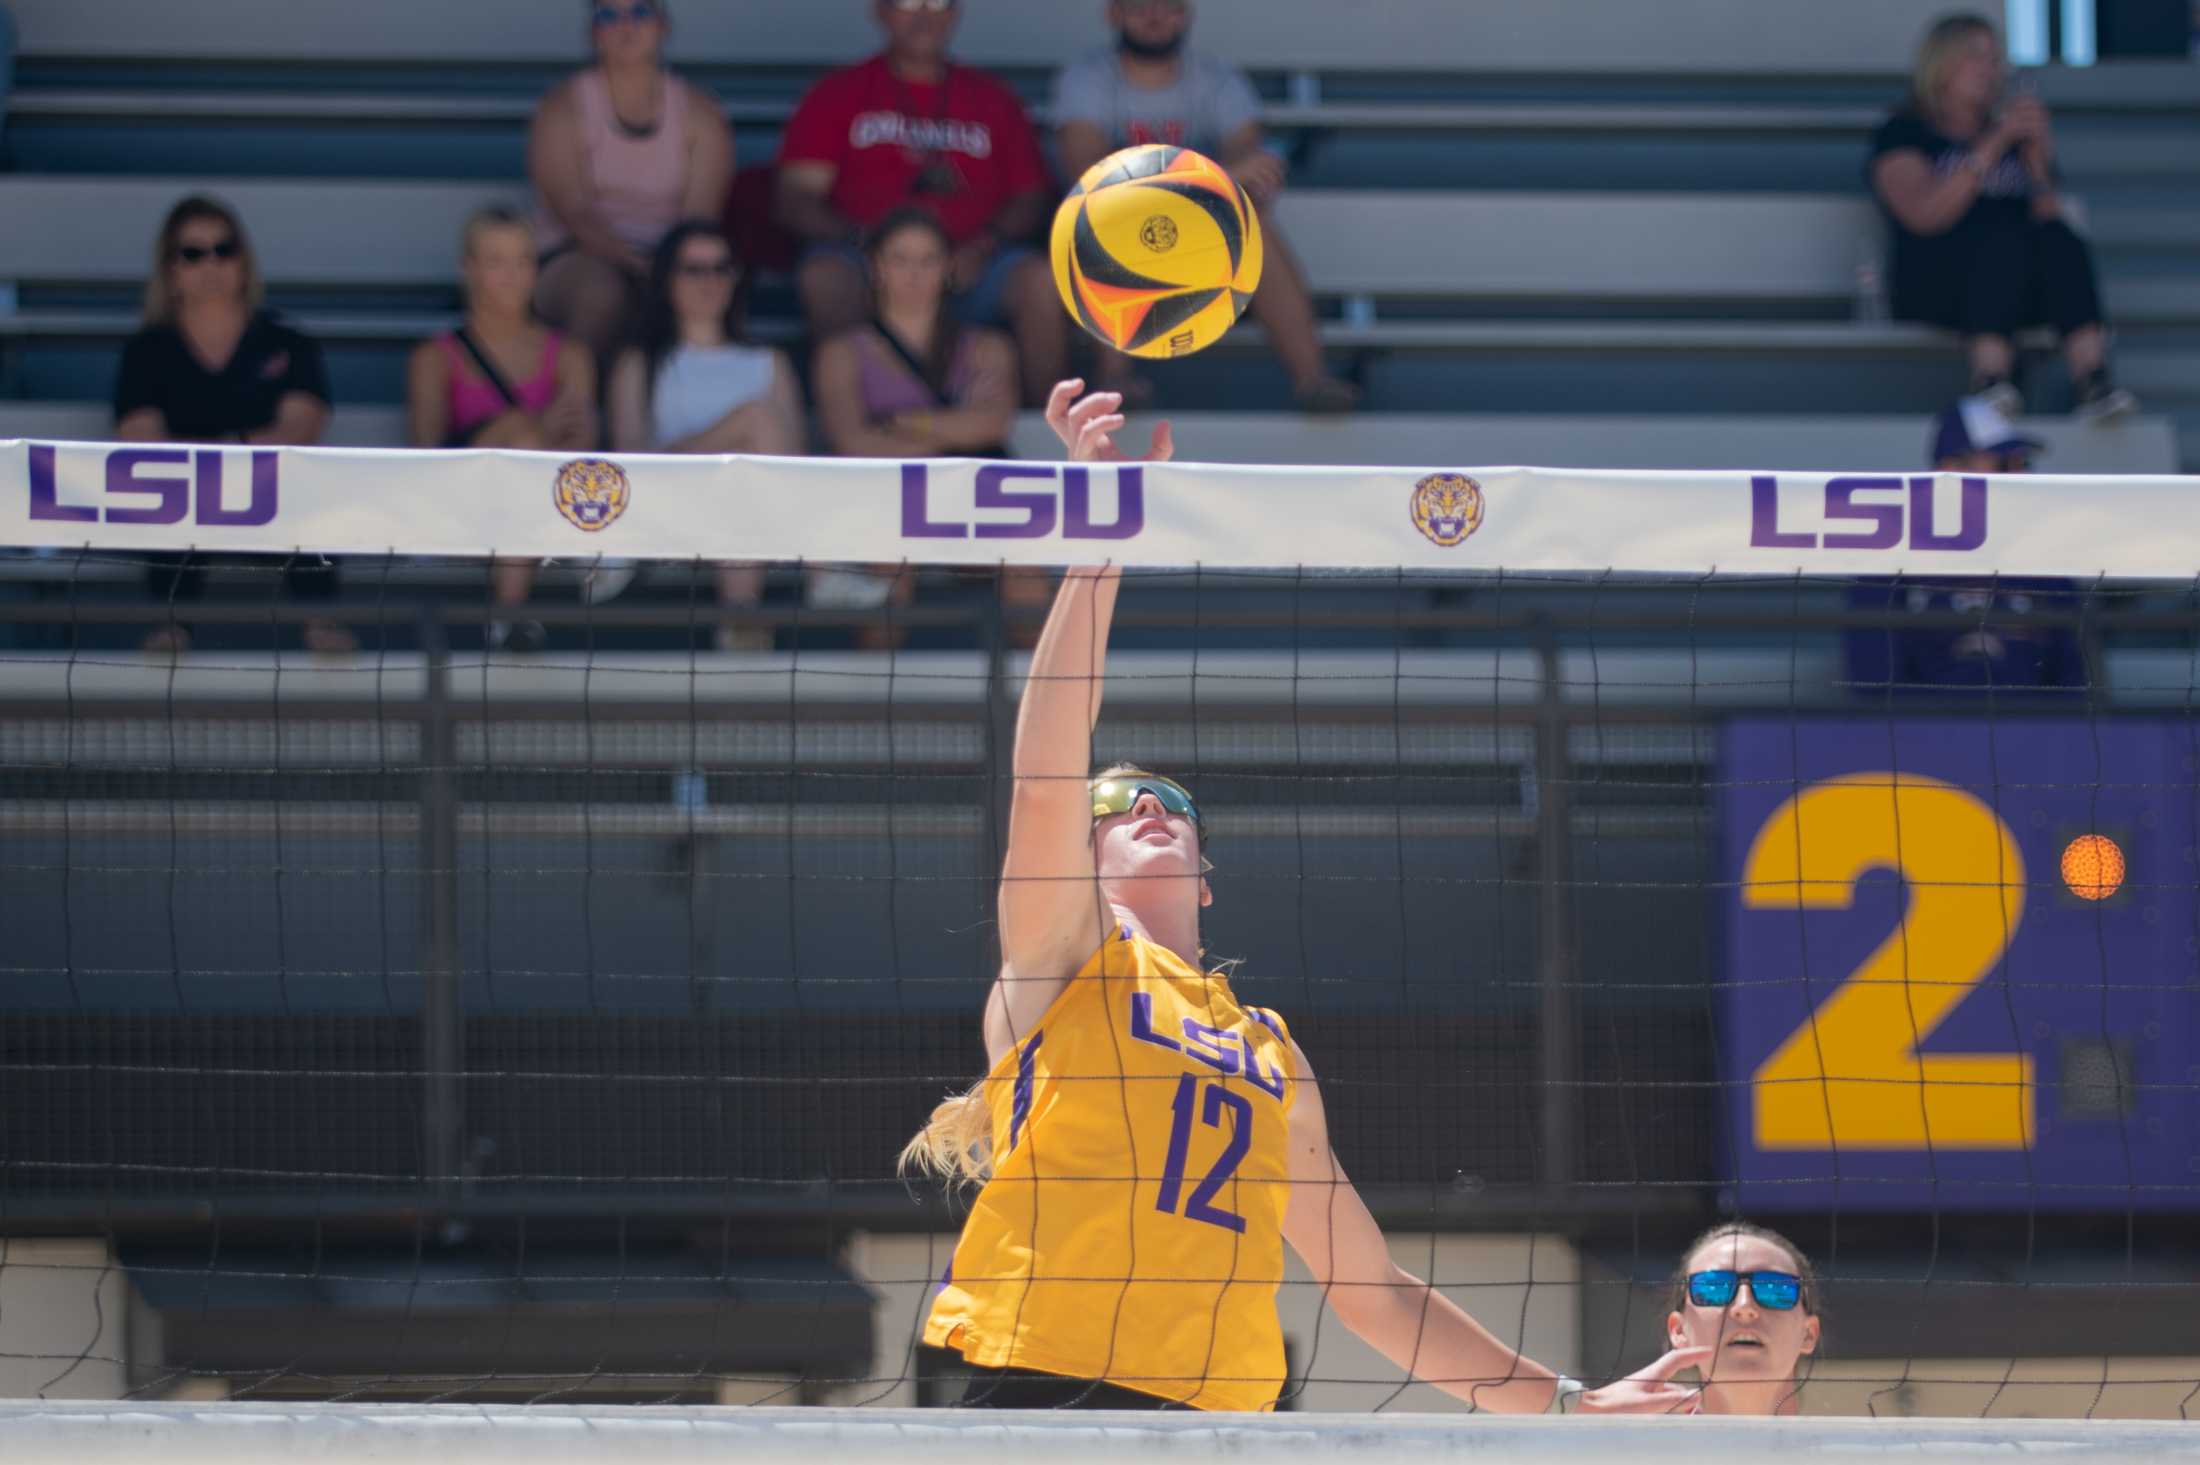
[114,195,352,654]
[1867,12,2134,420]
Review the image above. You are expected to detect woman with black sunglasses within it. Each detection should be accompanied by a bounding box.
[1594,1221,1822,1416]
[606,221,804,650]
[115,195,351,656]
[898,383,1692,1416]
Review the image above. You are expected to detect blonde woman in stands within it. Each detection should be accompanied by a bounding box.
[115,195,350,656]
[607,220,804,651]
[1651,1222,1824,1416]
[1870,12,2134,419]
[899,384,1716,1414]
[530,0,734,374]
[407,207,597,653]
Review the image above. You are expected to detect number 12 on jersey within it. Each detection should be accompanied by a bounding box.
[1155,1074,1252,1232]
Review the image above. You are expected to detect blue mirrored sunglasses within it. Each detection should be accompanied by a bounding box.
[1687,1269,1802,1311]
[1090,775,1205,842]
[593,2,660,26]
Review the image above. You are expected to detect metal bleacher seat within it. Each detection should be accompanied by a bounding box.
[0,401,412,447]
[0,176,1896,343]
[12,0,1953,74]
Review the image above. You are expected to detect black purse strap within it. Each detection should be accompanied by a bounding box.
[869,321,1010,457]
[453,327,523,410]
[871,320,952,408]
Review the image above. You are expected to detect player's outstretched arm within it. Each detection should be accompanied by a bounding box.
[1280,1040,1688,1415]
[986,564,1119,1068]
[984,383,1175,1064]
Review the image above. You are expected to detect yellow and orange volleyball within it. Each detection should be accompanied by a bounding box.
[1050,144,1264,360]
[2060,834,2126,901]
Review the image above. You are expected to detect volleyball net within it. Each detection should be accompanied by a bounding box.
[1,438,2196,1436]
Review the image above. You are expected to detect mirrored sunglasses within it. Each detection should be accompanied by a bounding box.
[1687,1269,1802,1311]
[1090,775,1205,841]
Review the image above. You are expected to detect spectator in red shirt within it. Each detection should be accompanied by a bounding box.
[776,0,1064,406]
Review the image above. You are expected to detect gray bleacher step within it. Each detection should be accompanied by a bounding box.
[2,402,2176,475]
[2119,351,2200,399]
[7,0,1959,75]
[13,88,1889,136]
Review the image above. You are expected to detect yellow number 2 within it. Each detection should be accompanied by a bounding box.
[1742,773,2034,1151]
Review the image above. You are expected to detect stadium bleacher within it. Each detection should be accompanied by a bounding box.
[2,0,2193,455]
[8,0,2200,1428]
[2,0,1977,71]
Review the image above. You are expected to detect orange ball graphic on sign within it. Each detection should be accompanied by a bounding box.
[2060,834,2125,901]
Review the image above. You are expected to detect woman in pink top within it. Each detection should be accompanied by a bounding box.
[530,0,734,373]
[407,207,597,651]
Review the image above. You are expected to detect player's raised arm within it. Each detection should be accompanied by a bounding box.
[982,381,1167,1065]
[986,561,1117,1063]
[1281,1040,1683,1415]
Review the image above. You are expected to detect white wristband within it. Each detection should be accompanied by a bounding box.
[1548,1374,1585,1415]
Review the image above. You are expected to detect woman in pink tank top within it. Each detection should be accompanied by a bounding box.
[529,0,734,371]
[407,207,598,651]
[811,208,1025,649]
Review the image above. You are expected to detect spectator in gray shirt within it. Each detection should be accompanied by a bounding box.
[1052,0,1358,414]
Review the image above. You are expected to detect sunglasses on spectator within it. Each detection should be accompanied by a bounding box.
[593,2,659,26]
[172,240,242,264]
[887,0,957,12]
[1090,775,1206,843]
[676,258,736,279]
[1686,1270,1803,1311]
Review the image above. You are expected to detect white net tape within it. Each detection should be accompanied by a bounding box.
[3,1404,2196,1465]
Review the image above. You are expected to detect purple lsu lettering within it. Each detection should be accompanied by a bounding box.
[1749,474,1986,553]
[900,463,1144,541]
[27,445,280,528]
[1127,992,1286,1100]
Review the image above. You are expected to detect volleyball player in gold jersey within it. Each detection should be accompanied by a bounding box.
[903,382,1712,1414]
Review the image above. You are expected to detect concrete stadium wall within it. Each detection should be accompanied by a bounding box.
[13,0,1957,73]
[0,1240,132,1399]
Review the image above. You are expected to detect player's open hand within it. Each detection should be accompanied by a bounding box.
[1044,379,1174,464]
[1572,1346,1713,1415]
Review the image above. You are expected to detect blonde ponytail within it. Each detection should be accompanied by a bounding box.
[898,1080,995,1190]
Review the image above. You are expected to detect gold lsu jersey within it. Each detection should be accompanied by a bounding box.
[924,926,1298,1411]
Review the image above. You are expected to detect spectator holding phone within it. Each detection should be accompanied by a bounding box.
[1869,12,2135,419]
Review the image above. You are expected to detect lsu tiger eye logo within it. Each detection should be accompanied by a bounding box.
[1410,473,1484,548]
[1139,215,1179,253]
[553,458,632,533]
